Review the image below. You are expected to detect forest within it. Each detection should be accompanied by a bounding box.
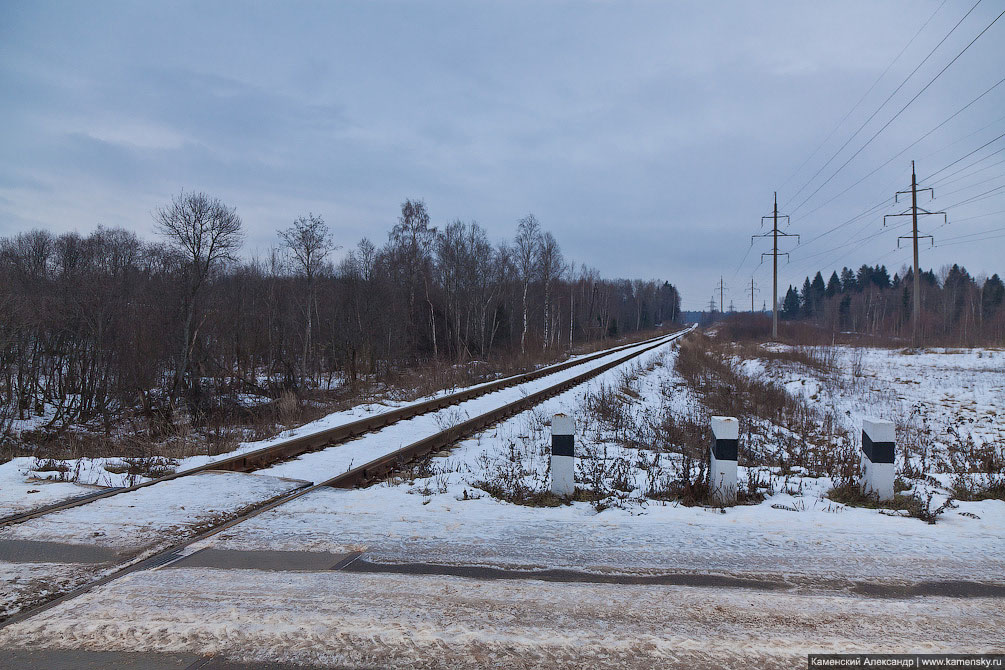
[779,263,1005,344]
[0,192,681,449]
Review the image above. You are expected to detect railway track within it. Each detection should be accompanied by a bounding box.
[0,326,692,629]
[1,329,686,528]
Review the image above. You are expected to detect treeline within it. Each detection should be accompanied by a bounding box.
[779,263,1005,344]
[0,193,680,433]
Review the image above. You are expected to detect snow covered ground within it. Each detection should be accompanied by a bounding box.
[0,334,676,519]
[0,471,304,620]
[0,471,304,552]
[0,335,683,624]
[738,345,1004,446]
[199,340,1003,583]
[1,568,1000,669]
[1,333,1001,666]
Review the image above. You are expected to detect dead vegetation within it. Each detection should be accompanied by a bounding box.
[826,483,956,524]
[0,328,675,469]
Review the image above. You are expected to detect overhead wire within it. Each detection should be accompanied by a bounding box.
[787,76,1005,229]
[776,0,949,199]
[784,0,988,215]
[789,3,1004,218]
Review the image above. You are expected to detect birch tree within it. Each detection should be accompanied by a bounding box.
[514,214,541,355]
[279,213,336,387]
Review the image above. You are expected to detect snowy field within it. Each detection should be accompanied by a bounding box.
[1,335,1002,666]
[739,345,1005,451]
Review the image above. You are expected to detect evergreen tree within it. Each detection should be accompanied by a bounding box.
[811,271,826,305]
[826,271,841,298]
[856,264,873,291]
[983,274,1004,319]
[874,265,891,289]
[943,264,973,322]
[838,294,852,330]
[801,277,814,318]
[781,285,801,320]
[840,267,857,293]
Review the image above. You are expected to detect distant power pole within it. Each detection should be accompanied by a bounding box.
[753,192,798,339]
[714,276,728,315]
[745,278,759,313]
[708,296,718,313]
[883,161,946,347]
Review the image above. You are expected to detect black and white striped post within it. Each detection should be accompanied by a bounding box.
[861,418,895,500]
[551,413,575,497]
[710,416,738,504]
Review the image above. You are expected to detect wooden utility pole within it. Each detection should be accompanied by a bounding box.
[753,193,797,339]
[883,161,945,347]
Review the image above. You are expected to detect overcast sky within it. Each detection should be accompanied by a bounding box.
[2,0,1004,311]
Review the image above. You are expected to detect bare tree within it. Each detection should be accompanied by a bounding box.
[514,214,541,355]
[279,213,336,386]
[389,200,437,355]
[538,231,564,350]
[154,191,243,402]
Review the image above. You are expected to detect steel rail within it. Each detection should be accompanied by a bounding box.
[1,330,682,527]
[0,326,692,631]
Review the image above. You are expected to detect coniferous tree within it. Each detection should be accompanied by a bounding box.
[826,271,841,298]
[983,274,1004,320]
[811,272,826,306]
[840,267,857,293]
[781,285,801,320]
[800,277,814,318]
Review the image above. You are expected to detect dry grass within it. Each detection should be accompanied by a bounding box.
[826,483,956,524]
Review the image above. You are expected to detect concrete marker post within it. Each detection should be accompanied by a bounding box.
[861,418,895,501]
[551,414,575,497]
[710,416,739,505]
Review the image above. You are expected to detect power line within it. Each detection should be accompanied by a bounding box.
[784,0,986,215]
[938,223,1005,244]
[788,75,1005,228]
[935,171,1005,200]
[918,109,1005,163]
[789,3,1004,218]
[777,0,949,197]
[936,231,1005,248]
[933,156,1005,189]
[926,132,1005,184]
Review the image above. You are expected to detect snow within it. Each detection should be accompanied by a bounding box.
[249,335,680,483]
[0,333,680,520]
[1,332,1003,665]
[198,338,1004,584]
[0,568,1000,668]
[0,471,303,552]
[0,460,106,518]
[0,562,105,622]
[738,345,1005,461]
[204,466,1004,583]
